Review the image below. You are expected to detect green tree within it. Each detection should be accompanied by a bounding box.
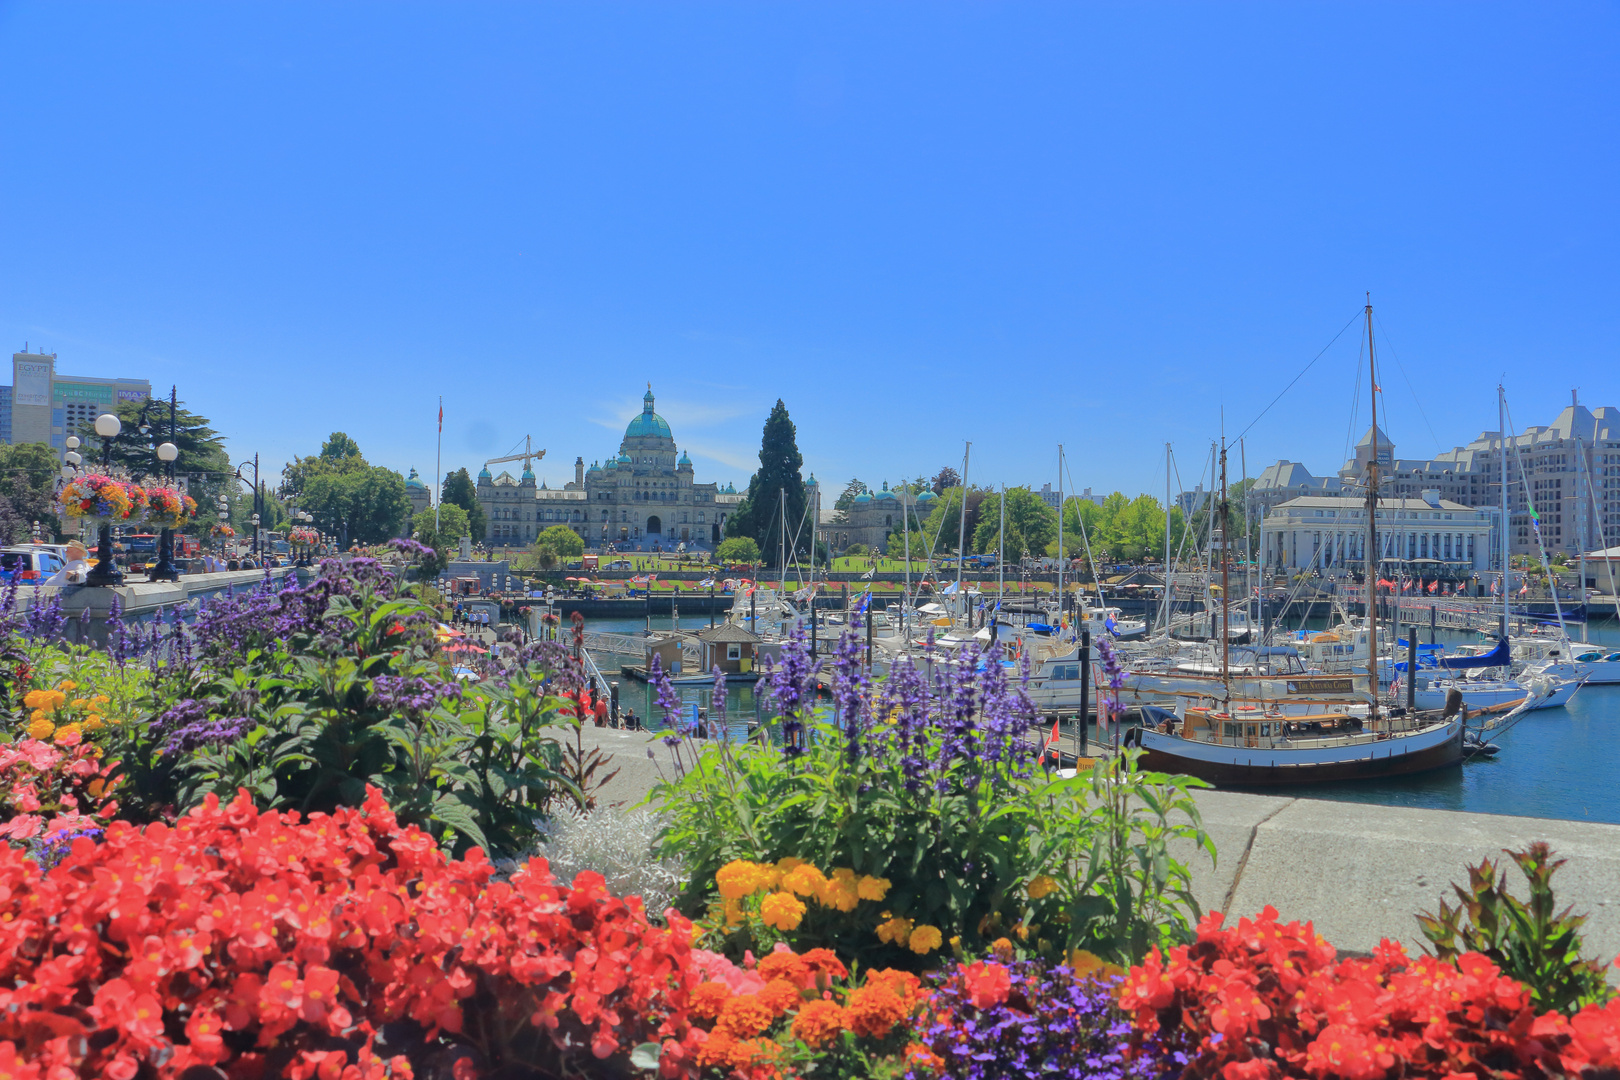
[716,536,761,564]
[0,443,63,542]
[725,400,805,567]
[972,487,1059,559]
[441,468,488,542]
[304,466,412,546]
[920,487,989,554]
[536,524,584,558]
[414,503,469,549]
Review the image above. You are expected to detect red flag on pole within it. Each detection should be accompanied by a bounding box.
[438,403,444,432]
[1044,717,1061,764]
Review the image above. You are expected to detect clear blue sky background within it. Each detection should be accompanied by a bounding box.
[3,2,1616,502]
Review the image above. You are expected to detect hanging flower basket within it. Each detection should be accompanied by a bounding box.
[289,526,320,547]
[143,486,198,529]
[210,524,236,539]
[56,474,147,524]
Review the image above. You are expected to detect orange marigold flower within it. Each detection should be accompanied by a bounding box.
[693,1029,739,1070]
[759,979,803,1016]
[716,860,772,900]
[780,863,828,899]
[846,979,911,1039]
[689,981,732,1020]
[875,915,912,946]
[799,948,848,983]
[760,891,806,932]
[716,993,775,1038]
[908,924,943,954]
[1027,874,1058,899]
[758,951,810,986]
[820,868,861,912]
[857,875,891,901]
[791,998,848,1048]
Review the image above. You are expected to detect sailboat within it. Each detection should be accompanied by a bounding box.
[1133,299,1490,785]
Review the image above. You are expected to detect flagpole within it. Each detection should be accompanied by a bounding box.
[435,396,443,533]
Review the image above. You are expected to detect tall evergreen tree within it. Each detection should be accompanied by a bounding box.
[725,399,806,568]
[440,468,488,542]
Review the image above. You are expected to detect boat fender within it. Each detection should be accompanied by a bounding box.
[1441,688,1464,721]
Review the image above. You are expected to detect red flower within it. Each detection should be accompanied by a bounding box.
[959,960,1012,1009]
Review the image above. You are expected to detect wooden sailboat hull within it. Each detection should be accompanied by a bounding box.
[1134,718,1465,786]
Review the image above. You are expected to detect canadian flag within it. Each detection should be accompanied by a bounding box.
[1043,717,1061,764]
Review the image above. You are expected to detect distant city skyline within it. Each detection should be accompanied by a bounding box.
[3,3,1615,498]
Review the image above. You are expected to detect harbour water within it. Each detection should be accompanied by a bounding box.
[573,615,1620,825]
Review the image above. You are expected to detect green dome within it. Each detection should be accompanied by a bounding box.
[478,465,492,480]
[405,467,426,490]
[626,387,673,440]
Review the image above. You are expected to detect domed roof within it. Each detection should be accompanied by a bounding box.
[853,490,873,504]
[914,489,936,503]
[478,465,492,480]
[617,452,632,464]
[625,386,673,441]
[678,450,692,467]
[805,473,818,488]
[405,467,426,490]
[876,480,895,500]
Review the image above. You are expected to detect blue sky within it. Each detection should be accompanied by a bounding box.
[2,2,1616,501]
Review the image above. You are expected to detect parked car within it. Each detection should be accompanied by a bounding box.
[0,547,66,582]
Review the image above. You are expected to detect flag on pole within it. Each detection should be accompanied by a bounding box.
[1428,580,1438,594]
[1043,717,1061,765]
[438,403,443,432]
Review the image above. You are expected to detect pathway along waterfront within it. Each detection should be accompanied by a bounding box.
[569,615,1620,826]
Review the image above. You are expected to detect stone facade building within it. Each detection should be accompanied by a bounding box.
[1235,395,1620,565]
[819,482,935,554]
[477,387,744,551]
[1260,493,1497,577]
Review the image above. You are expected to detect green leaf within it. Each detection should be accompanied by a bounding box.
[630,1043,662,1071]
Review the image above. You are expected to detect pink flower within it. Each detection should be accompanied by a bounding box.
[689,949,765,995]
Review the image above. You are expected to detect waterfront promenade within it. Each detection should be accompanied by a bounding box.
[575,724,1620,969]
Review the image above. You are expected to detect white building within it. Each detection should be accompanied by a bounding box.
[1260,492,1497,577]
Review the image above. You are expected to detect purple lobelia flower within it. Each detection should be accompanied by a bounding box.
[830,610,870,766]
[710,665,727,735]
[25,826,104,871]
[765,620,821,758]
[24,586,64,642]
[910,958,1175,1080]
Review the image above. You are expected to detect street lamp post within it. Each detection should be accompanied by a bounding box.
[151,386,182,581]
[85,413,124,587]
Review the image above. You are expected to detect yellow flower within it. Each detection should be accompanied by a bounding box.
[22,690,47,710]
[760,891,806,931]
[46,690,66,710]
[857,875,891,902]
[57,681,76,692]
[26,718,53,741]
[722,898,746,927]
[991,937,1015,960]
[780,863,828,900]
[820,868,860,913]
[84,715,105,732]
[908,924,943,954]
[53,723,82,746]
[93,695,110,706]
[1028,875,1058,900]
[875,915,913,946]
[1069,950,1125,979]
[71,698,89,711]
[716,860,773,901]
[28,709,45,726]
[775,856,806,875]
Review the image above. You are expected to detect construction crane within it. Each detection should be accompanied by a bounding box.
[484,435,546,475]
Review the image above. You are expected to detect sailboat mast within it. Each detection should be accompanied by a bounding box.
[998,485,1005,615]
[1577,428,1588,643]
[1163,442,1172,635]
[1364,296,1381,727]
[1219,440,1231,688]
[1500,386,1509,636]
[956,443,971,620]
[902,482,912,642]
[1057,445,1065,632]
